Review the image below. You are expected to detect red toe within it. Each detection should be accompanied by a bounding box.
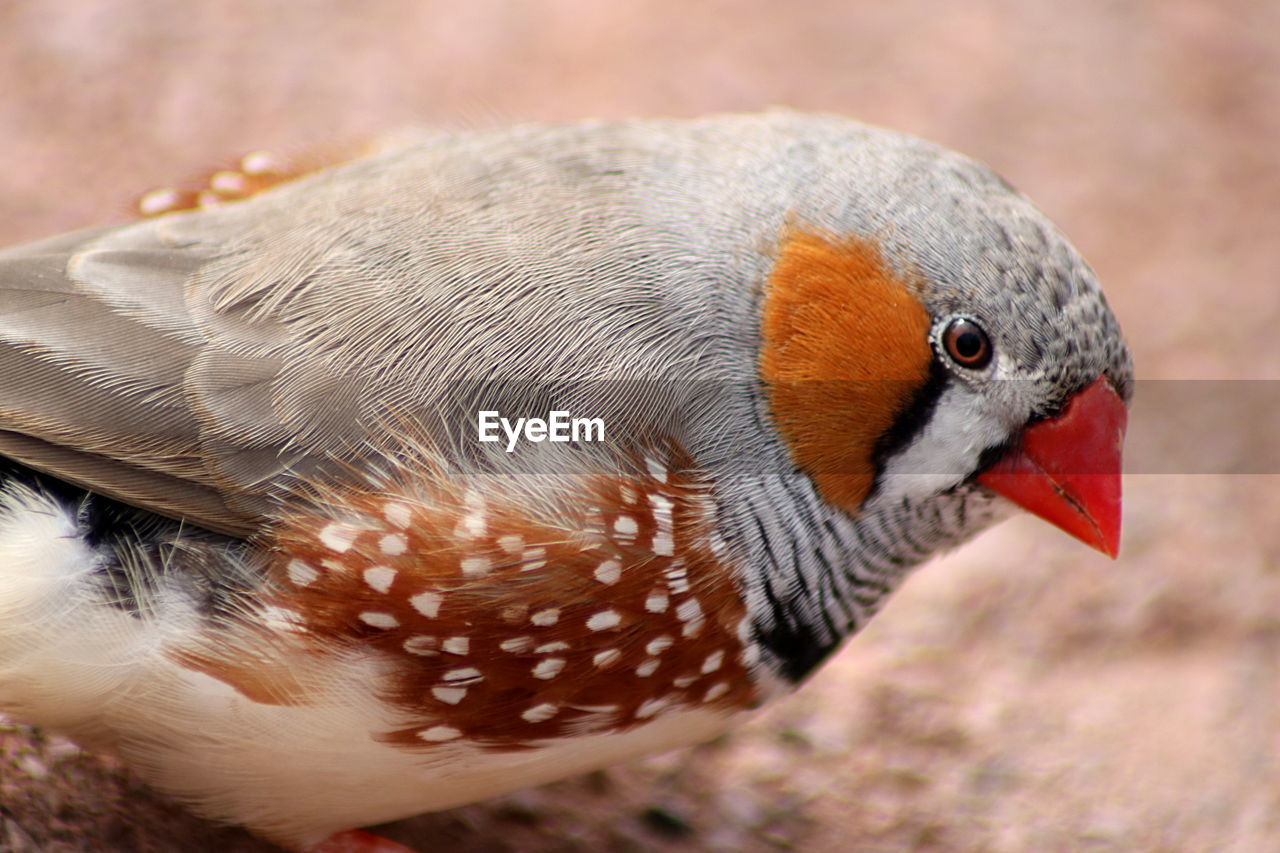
[306,829,418,853]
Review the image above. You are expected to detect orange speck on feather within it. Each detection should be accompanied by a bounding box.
[131,140,377,218]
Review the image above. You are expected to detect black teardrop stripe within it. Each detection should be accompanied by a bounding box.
[865,358,951,499]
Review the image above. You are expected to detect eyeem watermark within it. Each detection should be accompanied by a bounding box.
[477,410,606,452]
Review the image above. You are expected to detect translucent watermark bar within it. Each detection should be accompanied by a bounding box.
[408,379,1280,475]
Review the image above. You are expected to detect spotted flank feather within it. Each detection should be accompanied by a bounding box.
[176,450,764,751]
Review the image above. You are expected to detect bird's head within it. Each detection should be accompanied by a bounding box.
[758,139,1132,556]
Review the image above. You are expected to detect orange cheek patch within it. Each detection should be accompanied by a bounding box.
[760,229,935,512]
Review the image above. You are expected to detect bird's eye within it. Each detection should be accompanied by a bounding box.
[941,317,992,370]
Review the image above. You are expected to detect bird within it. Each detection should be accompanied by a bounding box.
[0,111,1130,852]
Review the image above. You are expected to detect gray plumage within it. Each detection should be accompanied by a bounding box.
[0,111,1127,535]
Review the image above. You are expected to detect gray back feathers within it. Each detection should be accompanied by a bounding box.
[0,111,1127,539]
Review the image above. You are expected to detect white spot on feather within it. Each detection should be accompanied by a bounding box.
[431,687,467,705]
[362,565,397,594]
[676,599,702,622]
[442,667,482,684]
[286,559,318,587]
[635,696,672,719]
[461,513,485,537]
[645,591,669,613]
[703,682,730,702]
[586,610,622,631]
[521,703,559,723]
[532,658,566,680]
[410,591,442,618]
[594,559,622,585]
[666,562,690,593]
[645,636,674,656]
[649,493,674,556]
[359,611,399,629]
[593,649,621,668]
[521,547,547,571]
[441,636,470,655]
[530,608,560,626]
[460,489,486,537]
[318,523,359,553]
[418,725,462,742]
[379,533,408,556]
[383,502,412,528]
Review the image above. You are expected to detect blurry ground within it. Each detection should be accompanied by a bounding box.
[0,1,1277,851]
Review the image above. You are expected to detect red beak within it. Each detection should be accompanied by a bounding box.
[976,377,1127,558]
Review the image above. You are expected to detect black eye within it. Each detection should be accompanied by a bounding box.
[942,318,992,369]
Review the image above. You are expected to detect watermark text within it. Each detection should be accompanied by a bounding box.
[477,410,605,452]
